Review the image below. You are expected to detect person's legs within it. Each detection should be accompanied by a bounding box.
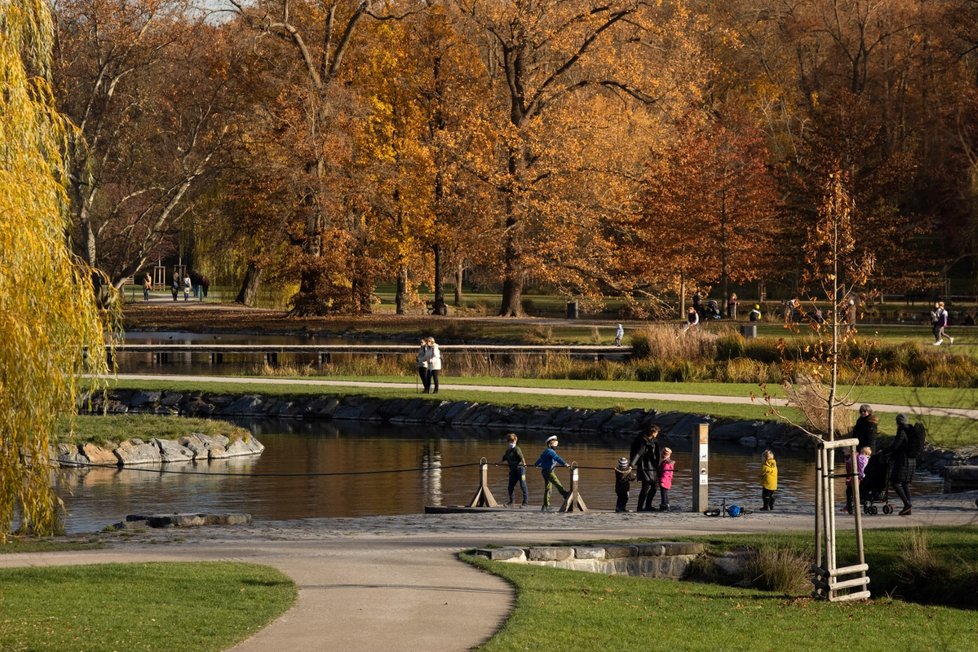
[761,488,771,510]
[642,482,658,511]
[541,472,552,510]
[548,471,569,499]
[519,472,529,505]
[636,482,651,511]
[659,487,669,511]
[419,367,430,393]
[616,491,627,512]
[430,370,439,393]
[507,470,519,505]
[845,485,853,513]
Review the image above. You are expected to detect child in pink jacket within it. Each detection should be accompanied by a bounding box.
[658,448,674,512]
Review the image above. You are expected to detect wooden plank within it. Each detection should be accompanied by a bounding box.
[829,576,870,591]
[828,590,871,603]
[828,563,869,578]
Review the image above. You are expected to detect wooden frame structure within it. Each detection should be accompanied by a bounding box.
[812,437,870,602]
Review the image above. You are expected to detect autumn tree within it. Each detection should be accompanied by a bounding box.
[1,0,112,538]
[54,0,232,297]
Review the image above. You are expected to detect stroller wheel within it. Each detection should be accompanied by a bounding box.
[883,504,893,515]
[869,505,879,515]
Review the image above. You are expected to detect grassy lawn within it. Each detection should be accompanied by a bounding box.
[58,414,249,446]
[468,526,978,651]
[0,562,296,651]
[0,536,102,555]
[99,375,977,447]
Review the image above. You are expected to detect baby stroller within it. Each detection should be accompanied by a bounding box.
[702,300,722,320]
[858,452,894,515]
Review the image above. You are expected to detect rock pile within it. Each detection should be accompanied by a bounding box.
[55,433,264,467]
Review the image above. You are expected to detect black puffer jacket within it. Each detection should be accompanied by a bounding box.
[887,424,916,484]
[629,435,660,483]
[851,414,878,451]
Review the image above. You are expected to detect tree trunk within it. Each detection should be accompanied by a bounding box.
[499,274,524,317]
[395,266,406,315]
[431,243,446,315]
[679,272,686,319]
[454,262,463,307]
[236,263,263,306]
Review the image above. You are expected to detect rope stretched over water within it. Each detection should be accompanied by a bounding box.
[46,459,479,478]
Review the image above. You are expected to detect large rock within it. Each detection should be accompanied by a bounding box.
[225,436,264,457]
[81,442,119,466]
[154,438,196,464]
[115,441,162,466]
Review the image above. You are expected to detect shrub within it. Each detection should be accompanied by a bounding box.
[744,543,812,594]
[893,528,978,608]
[714,330,746,360]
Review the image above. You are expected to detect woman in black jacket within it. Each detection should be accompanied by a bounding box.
[887,414,915,516]
[851,404,878,451]
[629,425,662,512]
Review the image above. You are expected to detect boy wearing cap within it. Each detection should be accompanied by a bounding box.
[534,435,570,512]
[614,457,636,512]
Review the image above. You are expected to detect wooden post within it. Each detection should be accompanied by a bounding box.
[467,458,498,508]
[692,422,709,513]
[560,462,588,513]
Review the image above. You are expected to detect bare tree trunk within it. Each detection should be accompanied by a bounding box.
[454,262,463,307]
[431,243,446,315]
[236,262,263,306]
[395,266,406,315]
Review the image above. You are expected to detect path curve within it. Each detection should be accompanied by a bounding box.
[3,493,978,651]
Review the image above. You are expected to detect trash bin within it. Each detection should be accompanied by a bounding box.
[740,324,757,339]
[566,301,579,319]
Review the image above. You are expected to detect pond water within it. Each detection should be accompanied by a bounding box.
[54,420,943,533]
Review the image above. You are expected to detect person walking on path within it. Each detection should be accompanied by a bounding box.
[501,433,529,507]
[534,435,570,512]
[424,336,441,394]
[760,449,778,511]
[852,404,878,451]
[888,414,916,515]
[415,338,430,393]
[614,323,624,347]
[658,447,674,512]
[170,276,179,301]
[629,425,662,512]
[846,298,858,334]
[931,301,953,345]
[142,273,152,301]
[183,273,191,301]
[614,457,635,513]
[727,293,738,320]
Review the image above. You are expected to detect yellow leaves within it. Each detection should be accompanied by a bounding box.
[1,0,111,538]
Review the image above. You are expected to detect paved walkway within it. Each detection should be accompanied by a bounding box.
[4,493,978,651]
[113,373,978,420]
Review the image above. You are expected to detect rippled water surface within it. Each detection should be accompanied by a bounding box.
[55,419,942,533]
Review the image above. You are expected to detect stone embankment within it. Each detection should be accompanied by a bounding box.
[79,388,978,482]
[473,541,704,579]
[55,432,264,468]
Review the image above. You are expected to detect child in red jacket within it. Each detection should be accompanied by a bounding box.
[658,448,674,512]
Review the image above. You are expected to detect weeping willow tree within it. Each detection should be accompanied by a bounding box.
[1,0,112,538]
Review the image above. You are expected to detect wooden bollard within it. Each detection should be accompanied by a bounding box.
[467,457,498,508]
[560,462,588,513]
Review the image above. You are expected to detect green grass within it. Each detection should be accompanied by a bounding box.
[0,536,103,554]
[469,526,978,651]
[57,414,250,447]
[0,562,296,651]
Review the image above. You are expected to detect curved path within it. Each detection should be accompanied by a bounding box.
[4,493,978,651]
[113,373,978,420]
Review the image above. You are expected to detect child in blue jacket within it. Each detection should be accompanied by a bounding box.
[534,435,570,512]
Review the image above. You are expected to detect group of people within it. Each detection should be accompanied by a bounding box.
[143,271,209,302]
[845,404,918,516]
[415,336,442,394]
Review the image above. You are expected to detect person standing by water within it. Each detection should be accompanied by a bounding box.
[614,457,635,513]
[415,338,430,393]
[534,435,570,512]
[658,447,674,512]
[760,449,778,511]
[629,425,661,512]
[424,336,441,394]
[501,433,528,507]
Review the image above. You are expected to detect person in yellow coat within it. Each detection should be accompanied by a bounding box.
[760,449,778,511]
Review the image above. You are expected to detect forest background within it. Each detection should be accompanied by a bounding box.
[54,0,978,317]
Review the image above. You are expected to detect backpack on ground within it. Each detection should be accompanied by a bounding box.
[908,422,926,458]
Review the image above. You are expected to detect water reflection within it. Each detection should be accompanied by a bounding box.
[55,419,943,533]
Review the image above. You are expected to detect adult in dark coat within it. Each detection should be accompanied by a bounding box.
[629,425,662,512]
[887,414,916,515]
[851,404,879,451]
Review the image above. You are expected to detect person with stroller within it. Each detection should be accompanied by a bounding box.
[851,404,878,451]
[501,433,528,507]
[887,414,916,515]
[629,425,662,512]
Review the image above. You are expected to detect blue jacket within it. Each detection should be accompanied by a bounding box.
[534,448,567,474]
